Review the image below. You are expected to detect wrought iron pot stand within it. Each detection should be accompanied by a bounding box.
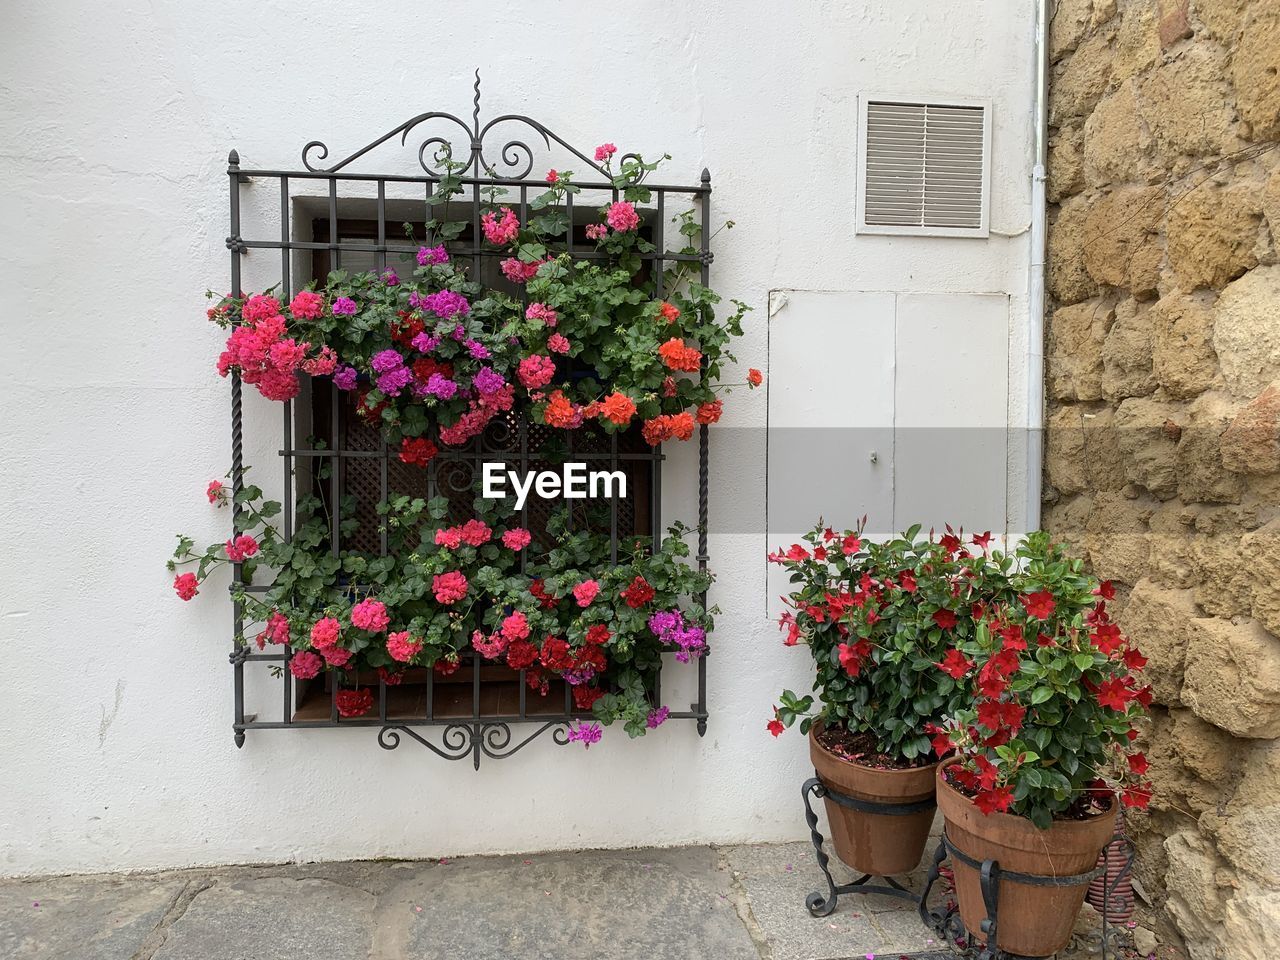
[800,776,1134,960]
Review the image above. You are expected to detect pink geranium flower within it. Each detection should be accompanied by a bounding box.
[351,598,390,632]
[387,631,423,663]
[606,201,640,232]
[502,528,532,551]
[433,571,469,605]
[573,580,600,608]
[311,617,341,649]
[289,651,323,679]
[173,572,199,601]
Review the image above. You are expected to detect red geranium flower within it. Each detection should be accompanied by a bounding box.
[530,578,559,609]
[621,576,656,608]
[767,716,785,738]
[539,636,573,671]
[335,688,374,718]
[1127,752,1149,775]
[400,436,438,468]
[506,639,538,670]
[573,685,604,710]
[585,624,612,646]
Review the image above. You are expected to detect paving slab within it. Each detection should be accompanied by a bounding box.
[152,876,377,960]
[0,843,964,960]
[391,847,758,960]
[0,872,186,960]
[723,841,946,960]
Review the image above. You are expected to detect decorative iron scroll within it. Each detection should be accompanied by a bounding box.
[301,69,638,180]
[378,721,572,771]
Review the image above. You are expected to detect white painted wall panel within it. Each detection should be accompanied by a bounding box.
[0,0,1035,875]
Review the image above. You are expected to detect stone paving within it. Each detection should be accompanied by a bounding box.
[0,842,956,960]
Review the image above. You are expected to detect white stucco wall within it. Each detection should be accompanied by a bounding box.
[0,0,1035,875]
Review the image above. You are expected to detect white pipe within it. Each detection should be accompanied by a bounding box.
[1025,0,1049,534]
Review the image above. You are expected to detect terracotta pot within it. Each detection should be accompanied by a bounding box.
[808,724,937,876]
[936,759,1117,958]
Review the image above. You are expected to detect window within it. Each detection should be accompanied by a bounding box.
[855,96,991,238]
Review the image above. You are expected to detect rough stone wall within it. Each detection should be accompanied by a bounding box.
[1044,2,1280,957]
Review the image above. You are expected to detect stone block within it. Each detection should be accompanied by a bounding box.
[1221,382,1280,474]
[1048,298,1110,400]
[1115,396,1181,499]
[1049,195,1103,304]
[1241,518,1280,635]
[1177,391,1243,504]
[1183,617,1280,737]
[1232,5,1280,141]
[1119,579,1199,704]
[1212,265,1280,397]
[1102,297,1157,398]
[1151,293,1218,398]
[1082,187,1164,294]
[1167,185,1262,290]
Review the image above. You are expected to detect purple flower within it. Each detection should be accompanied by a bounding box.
[376,366,414,397]
[646,706,670,729]
[333,365,358,391]
[472,367,506,396]
[648,610,682,637]
[416,245,449,266]
[370,349,404,373]
[465,339,491,360]
[411,332,441,353]
[425,373,458,400]
[566,721,603,749]
[331,296,357,316]
[421,290,470,319]
[381,269,399,286]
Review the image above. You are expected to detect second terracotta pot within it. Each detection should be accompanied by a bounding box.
[809,724,937,876]
[936,759,1118,958]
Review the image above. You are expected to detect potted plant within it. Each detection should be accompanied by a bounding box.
[930,532,1153,957]
[769,522,1013,876]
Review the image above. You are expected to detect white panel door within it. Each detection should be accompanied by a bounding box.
[765,290,895,616]
[893,292,1009,536]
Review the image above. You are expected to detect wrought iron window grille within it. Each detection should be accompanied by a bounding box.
[225,73,712,766]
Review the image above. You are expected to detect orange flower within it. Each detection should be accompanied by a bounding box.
[599,391,637,426]
[659,301,680,323]
[641,416,670,446]
[658,337,702,372]
[669,411,695,440]
[543,389,578,428]
[747,368,763,387]
[695,399,722,425]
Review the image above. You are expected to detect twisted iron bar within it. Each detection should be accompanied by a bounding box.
[800,777,923,917]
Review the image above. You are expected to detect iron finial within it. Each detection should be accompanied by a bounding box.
[228,149,240,167]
